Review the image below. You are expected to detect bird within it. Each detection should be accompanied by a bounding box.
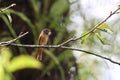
[37,28,51,61]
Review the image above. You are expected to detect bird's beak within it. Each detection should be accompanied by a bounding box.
[48,31,51,36]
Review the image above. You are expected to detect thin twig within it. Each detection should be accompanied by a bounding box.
[0,32,28,46]
[0,3,16,12]
[0,7,119,66]
[58,36,76,46]
[59,8,120,46]
[9,43,120,65]
[60,46,120,65]
[11,43,58,48]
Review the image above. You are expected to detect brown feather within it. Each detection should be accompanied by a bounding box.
[37,30,49,61]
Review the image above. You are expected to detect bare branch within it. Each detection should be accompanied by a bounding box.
[0,7,120,65]
[60,46,120,65]
[0,32,28,46]
[11,43,58,48]
[58,36,76,46]
[9,43,120,65]
[58,8,120,46]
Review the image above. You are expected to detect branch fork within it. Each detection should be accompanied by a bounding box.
[0,7,120,65]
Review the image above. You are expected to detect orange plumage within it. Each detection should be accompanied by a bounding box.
[37,29,51,61]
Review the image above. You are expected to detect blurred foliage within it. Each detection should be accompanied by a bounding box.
[73,1,120,80]
[0,47,42,80]
[1,0,118,80]
[0,0,77,80]
[80,22,112,45]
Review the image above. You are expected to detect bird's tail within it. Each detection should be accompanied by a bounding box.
[37,48,44,61]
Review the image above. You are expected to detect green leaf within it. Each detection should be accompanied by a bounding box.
[94,23,112,32]
[81,31,91,44]
[0,66,5,80]
[6,13,12,23]
[99,23,111,30]
[0,15,16,38]
[0,6,13,23]
[0,66,12,80]
[7,55,42,72]
[7,9,37,41]
[0,47,12,64]
[50,0,69,18]
[118,5,120,9]
[99,29,108,33]
[0,47,14,80]
[30,0,40,19]
[95,33,107,44]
